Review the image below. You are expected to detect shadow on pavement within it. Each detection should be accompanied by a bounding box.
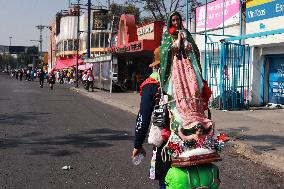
[0,98,11,101]
[0,128,133,157]
[0,112,51,126]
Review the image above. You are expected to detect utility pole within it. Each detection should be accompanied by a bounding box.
[87,0,91,58]
[71,0,82,88]
[35,25,50,69]
[9,37,12,46]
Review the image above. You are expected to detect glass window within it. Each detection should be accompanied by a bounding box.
[74,39,78,51]
[58,42,62,53]
[64,40,67,51]
[68,39,73,51]
[100,33,105,48]
[91,33,95,48]
[95,33,99,48]
[105,33,109,47]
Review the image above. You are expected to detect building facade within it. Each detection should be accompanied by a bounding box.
[194,0,284,107]
[107,14,164,91]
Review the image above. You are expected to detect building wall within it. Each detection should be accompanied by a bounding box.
[195,0,284,106]
[195,25,241,51]
[250,45,284,106]
[246,0,284,105]
[48,16,57,72]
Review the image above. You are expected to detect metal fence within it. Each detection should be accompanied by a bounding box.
[205,42,250,110]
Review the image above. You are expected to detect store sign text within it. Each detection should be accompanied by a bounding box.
[137,26,154,36]
[108,42,142,53]
[84,54,112,63]
[246,0,284,23]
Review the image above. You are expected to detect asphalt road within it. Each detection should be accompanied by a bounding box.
[0,73,283,189]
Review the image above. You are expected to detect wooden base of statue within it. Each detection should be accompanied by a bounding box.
[171,152,221,167]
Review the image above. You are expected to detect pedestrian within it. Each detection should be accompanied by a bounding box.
[30,70,33,81]
[34,71,37,80]
[38,69,45,88]
[59,71,64,84]
[15,70,19,80]
[48,71,56,90]
[67,71,70,83]
[131,71,137,92]
[19,69,23,81]
[86,69,94,92]
[132,47,171,189]
[82,70,87,89]
[25,69,28,80]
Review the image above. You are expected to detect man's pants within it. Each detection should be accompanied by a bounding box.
[40,80,44,87]
[86,81,93,91]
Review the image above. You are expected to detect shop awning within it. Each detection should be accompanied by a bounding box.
[53,60,69,70]
[53,56,84,70]
[64,56,84,67]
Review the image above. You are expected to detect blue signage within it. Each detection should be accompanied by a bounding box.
[268,57,284,105]
[246,0,284,23]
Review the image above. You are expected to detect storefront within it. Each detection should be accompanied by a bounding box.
[108,14,164,91]
[84,53,117,91]
[245,0,284,106]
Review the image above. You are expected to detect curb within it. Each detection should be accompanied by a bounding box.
[230,140,284,173]
[70,87,284,173]
[70,87,138,115]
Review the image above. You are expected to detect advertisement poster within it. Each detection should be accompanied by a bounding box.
[246,0,284,23]
[195,0,240,32]
[269,58,284,104]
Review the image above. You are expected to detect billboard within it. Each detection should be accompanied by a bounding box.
[196,0,240,32]
[93,9,109,30]
[246,0,284,46]
[246,0,274,8]
[246,0,284,23]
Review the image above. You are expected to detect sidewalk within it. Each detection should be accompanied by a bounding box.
[70,87,284,173]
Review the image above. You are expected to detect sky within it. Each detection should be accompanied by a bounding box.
[0,0,203,51]
[0,0,115,51]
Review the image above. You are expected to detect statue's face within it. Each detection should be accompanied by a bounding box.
[171,15,180,28]
[196,128,204,137]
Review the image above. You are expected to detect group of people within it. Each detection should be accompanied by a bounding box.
[132,12,228,189]
[10,69,48,82]
[57,70,76,84]
[10,68,56,90]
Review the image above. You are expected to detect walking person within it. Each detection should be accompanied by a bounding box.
[25,69,29,80]
[132,47,171,189]
[59,71,64,84]
[38,69,45,88]
[48,71,56,90]
[86,69,94,92]
[19,70,23,81]
[82,70,87,89]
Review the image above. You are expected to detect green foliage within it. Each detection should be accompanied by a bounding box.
[109,3,140,22]
[129,0,203,23]
[0,46,39,69]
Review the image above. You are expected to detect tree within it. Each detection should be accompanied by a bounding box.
[109,3,140,22]
[130,0,203,22]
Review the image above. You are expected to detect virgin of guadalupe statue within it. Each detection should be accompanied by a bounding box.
[160,11,214,148]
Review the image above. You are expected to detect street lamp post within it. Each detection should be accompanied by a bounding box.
[35,25,50,70]
[71,0,82,88]
[9,37,12,46]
